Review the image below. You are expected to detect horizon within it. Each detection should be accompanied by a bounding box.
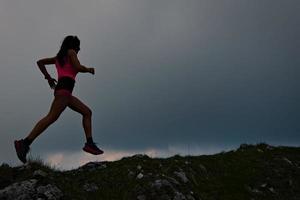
[8,141,298,170]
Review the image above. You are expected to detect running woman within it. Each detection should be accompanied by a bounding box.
[14,35,103,164]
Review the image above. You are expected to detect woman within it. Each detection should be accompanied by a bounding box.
[14,35,103,164]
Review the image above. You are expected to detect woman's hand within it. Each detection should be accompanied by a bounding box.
[47,78,57,89]
[88,68,95,75]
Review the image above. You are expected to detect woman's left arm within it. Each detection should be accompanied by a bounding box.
[36,57,56,79]
[36,57,57,88]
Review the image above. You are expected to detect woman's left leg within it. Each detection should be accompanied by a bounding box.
[68,95,92,139]
[68,95,103,155]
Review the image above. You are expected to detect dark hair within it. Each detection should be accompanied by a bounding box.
[56,35,80,66]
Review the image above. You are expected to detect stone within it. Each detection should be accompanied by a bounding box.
[199,164,208,178]
[137,173,144,179]
[151,179,174,191]
[174,192,186,200]
[80,161,107,171]
[83,183,99,192]
[269,187,275,193]
[282,157,293,165]
[36,184,63,200]
[174,171,189,183]
[165,176,180,185]
[0,179,37,200]
[261,183,267,188]
[246,186,261,194]
[186,194,196,200]
[128,170,135,178]
[33,170,48,177]
[199,164,207,173]
[18,163,31,171]
[257,149,263,153]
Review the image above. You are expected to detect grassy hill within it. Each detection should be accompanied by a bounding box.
[1,143,300,200]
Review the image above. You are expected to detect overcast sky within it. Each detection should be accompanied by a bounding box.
[0,0,299,170]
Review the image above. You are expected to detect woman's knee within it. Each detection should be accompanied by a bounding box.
[83,107,92,118]
[46,113,60,123]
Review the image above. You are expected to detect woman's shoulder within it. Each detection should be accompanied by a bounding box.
[38,56,57,65]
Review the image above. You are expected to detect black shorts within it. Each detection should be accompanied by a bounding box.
[54,77,75,96]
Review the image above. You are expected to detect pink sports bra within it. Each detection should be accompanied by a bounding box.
[55,57,78,80]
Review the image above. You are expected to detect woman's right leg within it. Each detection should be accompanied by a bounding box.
[15,94,70,163]
[25,95,70,142]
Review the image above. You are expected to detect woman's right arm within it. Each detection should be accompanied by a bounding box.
[68,49,94,74]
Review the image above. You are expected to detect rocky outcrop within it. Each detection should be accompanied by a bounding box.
[0,179,37,200]
[0,178,63,200]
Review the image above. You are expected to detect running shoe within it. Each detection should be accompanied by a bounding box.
[14,139,30,164]
[83,142,104,155]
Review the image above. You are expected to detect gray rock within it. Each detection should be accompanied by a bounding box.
[83,183,99,192]
[137,194,146,200]
[151,179,174,191]
[128,170,135,178]
[0,179,37,200]
[165,176,180,185]
[18,163,31,171]
[174,192,186,200]
[33,170,48,177]
[260,183,267,188]
[137,165,142,170]
[186,194,196,200]
[36,184,63,200]
[269,187,275,193]
[0,179,62,200]
[80,161,107,171]
[246,186,261,194]
[199,164,207,174]
[257,149,263,153]
[174,171,189,183]
[137,173,144,179]
[152,179,164,189]
[282,157,293,165]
